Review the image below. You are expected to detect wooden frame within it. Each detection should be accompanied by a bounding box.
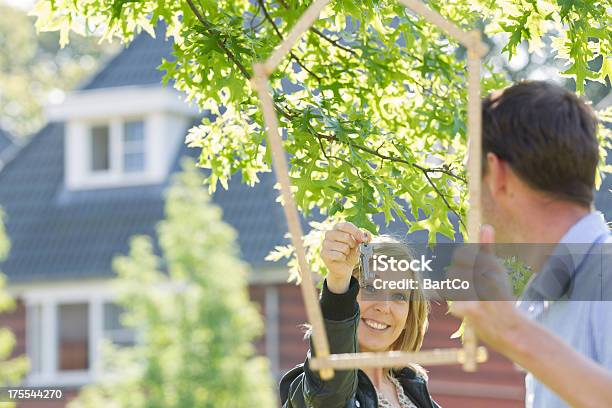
[251,0,488,380]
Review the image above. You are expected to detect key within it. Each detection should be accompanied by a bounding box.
[359,242,374,288]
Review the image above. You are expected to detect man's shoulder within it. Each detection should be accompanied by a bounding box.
[568,233,612,300]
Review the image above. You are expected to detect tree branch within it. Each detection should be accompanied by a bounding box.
[360,137,463,181]
[309,27,359,57]
[316,132,366,182]
[357,139,466,226]
[311,131,466,226]
[272,0,359,57]
[315,131,464,227]
[186,0,252,79]
[420,169,466,230]
[249,2,266,31]
[257,0,322,82]
[312,131,466,184]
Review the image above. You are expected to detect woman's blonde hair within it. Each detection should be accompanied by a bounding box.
[353,235,430,378]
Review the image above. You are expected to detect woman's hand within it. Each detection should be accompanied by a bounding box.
[321,222,370,294]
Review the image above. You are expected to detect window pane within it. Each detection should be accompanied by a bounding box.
[58,303,89,371]
[91,126,110,171]
[123,121,145,173]
[103,303,136,347]
[123,152,145,173]
[123,121,144,144]
[27,305,42,374]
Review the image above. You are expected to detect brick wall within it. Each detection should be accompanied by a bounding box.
[277,284,309,372]
[249,283,310,374]
[424,303,525,406]
[248,285,267,357]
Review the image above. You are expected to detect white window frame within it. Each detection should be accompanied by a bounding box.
[51,86,198,190]
[85,117,147,178]
[23,284,133,387]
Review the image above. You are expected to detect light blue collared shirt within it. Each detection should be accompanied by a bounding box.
[517,211,612,408]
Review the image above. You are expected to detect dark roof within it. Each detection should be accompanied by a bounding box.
[0,122,289,283]
[0,128,15,157]
[80,25,173,91]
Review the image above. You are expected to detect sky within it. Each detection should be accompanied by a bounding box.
[2,0,34,10]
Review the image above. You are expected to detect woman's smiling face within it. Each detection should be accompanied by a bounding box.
[357,293,410,352]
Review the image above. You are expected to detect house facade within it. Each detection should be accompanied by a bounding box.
[0,27,313,408]
[1,28,609,408]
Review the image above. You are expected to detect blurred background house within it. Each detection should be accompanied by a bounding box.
[0,3,609,408]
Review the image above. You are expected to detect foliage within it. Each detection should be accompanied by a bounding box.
[267,219,332,283]
[68,161,276,408]
[596,106,612,187]
[0,211,28,407]
[476,0,611,94]
[32,0,611,257]
[0,3,112,136]
[503,256,533,297]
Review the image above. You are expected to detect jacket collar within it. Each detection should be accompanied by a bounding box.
[358,367,434,408]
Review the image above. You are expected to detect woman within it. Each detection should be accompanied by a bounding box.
[280,222,439,407]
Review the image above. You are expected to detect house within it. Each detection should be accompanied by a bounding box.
[1,26,609,408]
[0,27,308,407]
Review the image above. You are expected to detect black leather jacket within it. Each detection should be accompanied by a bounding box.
[279,277,440,408]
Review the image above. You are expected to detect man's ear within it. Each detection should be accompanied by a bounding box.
[484,152,508,197]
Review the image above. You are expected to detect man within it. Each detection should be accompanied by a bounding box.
[449,81,612,407]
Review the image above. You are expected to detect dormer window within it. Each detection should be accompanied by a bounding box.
[55,86,198,191]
